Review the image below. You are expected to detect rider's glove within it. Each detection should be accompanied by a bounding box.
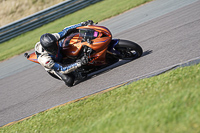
[81,20,94,26]
[65,28,77,36]
[76,55,89,65]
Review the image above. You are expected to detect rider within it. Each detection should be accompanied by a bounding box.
[35,20,93,87]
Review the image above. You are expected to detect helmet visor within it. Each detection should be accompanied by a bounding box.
[45,41,58,55]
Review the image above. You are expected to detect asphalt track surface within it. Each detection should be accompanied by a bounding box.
[1,0,200,127]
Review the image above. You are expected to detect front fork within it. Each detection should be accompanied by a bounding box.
[107,39,120,56]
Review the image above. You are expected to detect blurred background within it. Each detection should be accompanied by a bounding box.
[0,0,66,26]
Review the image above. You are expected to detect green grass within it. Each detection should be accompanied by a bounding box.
[1,64,200,133]
[0,0,152,61]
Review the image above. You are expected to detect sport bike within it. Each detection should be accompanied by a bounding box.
[25,22,143,86]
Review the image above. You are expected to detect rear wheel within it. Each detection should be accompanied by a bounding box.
[115,40,143,60]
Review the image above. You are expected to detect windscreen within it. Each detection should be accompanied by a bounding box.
[79,29,99,40]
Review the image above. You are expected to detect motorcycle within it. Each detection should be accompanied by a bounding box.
[24,22,143,86]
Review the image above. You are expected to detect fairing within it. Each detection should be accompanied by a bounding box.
[26,25,118,66]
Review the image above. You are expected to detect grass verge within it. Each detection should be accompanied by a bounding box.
[0,0,152,61]
[1,64,200,132]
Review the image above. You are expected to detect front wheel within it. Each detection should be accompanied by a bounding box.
[115,40,143,60]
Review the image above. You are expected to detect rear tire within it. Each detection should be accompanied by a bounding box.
[115,40,143,59]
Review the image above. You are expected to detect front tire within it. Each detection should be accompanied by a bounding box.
[115,40,143,59]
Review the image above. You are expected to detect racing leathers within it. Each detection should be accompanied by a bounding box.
[35,23,85,86]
